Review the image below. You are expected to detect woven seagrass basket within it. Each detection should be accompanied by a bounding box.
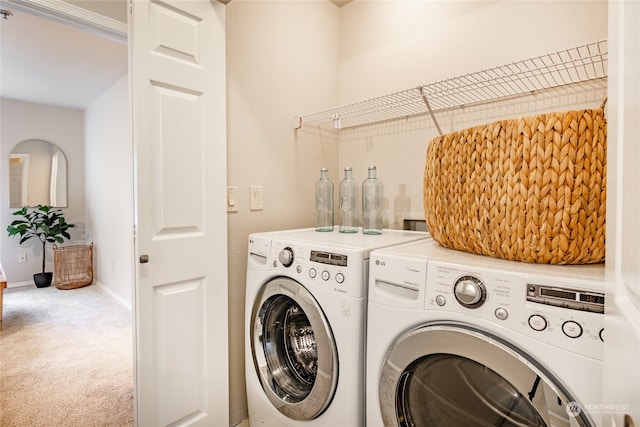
[423,108,606,264]
[53,242,94,289]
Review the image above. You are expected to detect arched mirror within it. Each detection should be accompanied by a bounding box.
[9,140,68,208]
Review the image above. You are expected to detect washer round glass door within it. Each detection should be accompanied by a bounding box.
[380,322,594,427]
[251,277,338,421]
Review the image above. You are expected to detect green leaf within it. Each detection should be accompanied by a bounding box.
[6,205,76,272]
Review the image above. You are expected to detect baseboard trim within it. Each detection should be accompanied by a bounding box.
[94,280,132,311]
[7,279,132,312]
[7,280,33,289]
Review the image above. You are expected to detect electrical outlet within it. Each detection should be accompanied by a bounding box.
[18,252,27,263]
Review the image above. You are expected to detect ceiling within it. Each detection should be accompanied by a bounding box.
[0,0,351,111]
[0,6,128,110]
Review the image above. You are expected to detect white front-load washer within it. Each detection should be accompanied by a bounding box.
[367,239,605,427]
[245,228,429,426]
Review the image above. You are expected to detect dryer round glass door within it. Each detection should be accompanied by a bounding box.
[379,322,595,427]
[250,277,338,421]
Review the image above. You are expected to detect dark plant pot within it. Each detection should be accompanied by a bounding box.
[34,272,53,288]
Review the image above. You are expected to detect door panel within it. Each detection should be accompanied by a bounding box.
[130,0,228,425]
[153,279,205,424]
[150,83,203,231]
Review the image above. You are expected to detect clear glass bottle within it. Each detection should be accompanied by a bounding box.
[362,166,383,234]
[315,168,334,232]
[339,167,358,233]
[393,183,411,229]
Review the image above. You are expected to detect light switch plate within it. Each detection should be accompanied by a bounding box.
[250,186,263,211]
[227,186,238,212]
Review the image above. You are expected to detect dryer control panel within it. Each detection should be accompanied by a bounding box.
[425,260,605,360]
[526,284,604,313]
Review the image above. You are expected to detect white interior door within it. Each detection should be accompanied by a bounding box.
[130,1,228,425]
[605,2,640,426]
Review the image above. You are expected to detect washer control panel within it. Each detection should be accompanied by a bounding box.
[425,260,604,360]
[268,239,366,298]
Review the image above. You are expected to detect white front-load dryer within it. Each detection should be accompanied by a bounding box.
[367,239,605,427]
[245,228,429,426]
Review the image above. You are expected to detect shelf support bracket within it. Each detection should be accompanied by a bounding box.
[419,86,443,136]
[332,114,342,130]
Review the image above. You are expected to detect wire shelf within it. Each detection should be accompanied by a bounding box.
[294,39,608,130]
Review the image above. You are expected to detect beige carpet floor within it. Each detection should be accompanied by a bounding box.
[0,284,134,426]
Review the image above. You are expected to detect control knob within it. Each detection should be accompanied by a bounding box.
[278,247,294,267]
[454,275,487,308]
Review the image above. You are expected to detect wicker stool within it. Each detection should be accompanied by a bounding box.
[53,243,94,290]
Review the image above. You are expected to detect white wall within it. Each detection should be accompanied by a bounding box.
[1,98,87,285]
[338,0,608,230]
[340,1,608,103]
[84,75,133,306]
[226,0,341,423]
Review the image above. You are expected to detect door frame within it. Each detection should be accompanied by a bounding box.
[2,0,127,43]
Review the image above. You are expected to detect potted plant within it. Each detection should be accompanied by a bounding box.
[6,205,76,288]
